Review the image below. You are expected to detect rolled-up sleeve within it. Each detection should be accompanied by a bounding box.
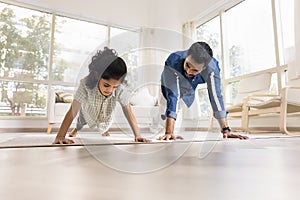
[205,60,227,119]
[161,65,179,120]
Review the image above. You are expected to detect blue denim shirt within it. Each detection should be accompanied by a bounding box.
[161,50,227,120]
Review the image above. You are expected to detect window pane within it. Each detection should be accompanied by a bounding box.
[0,3,51,81]
[224,0,276,78]
[226,81,239,105]
[110,27,139,88]
[270,73,278,94]
[51,85,75,93]
[0,81,47,116]
[276,0,295,65]
[52,16,108,83]
[195,17,221,116]
[196,16,222,64]
[110,27,127,38]
[197,88,210,117]
[110,27,138,67]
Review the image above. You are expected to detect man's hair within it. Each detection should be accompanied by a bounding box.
[187,42,213,66]
[86,47,127,89]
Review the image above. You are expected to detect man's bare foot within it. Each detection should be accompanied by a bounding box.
[68,128,78,137]
[102,131,110,136]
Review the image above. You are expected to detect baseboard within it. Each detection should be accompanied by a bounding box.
[0,127,161,134]
[0,128,48,133]
[1,127,299,134]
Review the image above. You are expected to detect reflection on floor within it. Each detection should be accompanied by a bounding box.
[0,131,300,200]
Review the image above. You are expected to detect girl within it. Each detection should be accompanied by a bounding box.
[53,47,150,144]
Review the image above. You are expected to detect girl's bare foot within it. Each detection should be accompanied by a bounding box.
[68,128,78,137]
[102,131,110,136]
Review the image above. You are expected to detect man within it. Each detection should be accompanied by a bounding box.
[159,42,248,140]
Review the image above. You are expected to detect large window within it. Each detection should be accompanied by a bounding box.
[224,0,276,78]
[0,2,136,117]
[196,16,222,64]
[52,16,108,84]
[0,81,47,116]
[0,3,51,116]
[194,0,290,111]
[196,17,221,117]
[276,0,295,66]
[110,26,139,88]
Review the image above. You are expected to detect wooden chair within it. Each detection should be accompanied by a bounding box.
[243,85,300,134]
[226,72,273,131]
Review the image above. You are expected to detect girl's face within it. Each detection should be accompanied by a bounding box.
[98,78,121,97]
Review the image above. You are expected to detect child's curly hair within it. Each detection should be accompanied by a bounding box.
[86,47,127,89]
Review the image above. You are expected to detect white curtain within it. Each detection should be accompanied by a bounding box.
[182,22,194,49]
[288,0,300,81]
[182,22,202,119]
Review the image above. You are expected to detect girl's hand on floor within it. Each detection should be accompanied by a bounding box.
[135,137,152,143]
[102,131,110,136]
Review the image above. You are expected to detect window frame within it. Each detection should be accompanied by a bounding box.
[0,1,135,119]
[192,0,288,108]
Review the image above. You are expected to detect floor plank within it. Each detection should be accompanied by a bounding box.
[0,132,300,200]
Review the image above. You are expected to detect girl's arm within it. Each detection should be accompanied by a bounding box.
[121,104,151,143]
[53,100,81,144]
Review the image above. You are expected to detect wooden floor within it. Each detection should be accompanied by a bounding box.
[1,132,300,200]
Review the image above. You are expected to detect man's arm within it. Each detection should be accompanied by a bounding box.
[159,66,184,140]
[217,118,248,139]
[157,117,183,140]
[205,60,248,139]
[161,66,180,119]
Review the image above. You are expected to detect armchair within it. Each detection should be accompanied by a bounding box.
[243,85,300,134]
[226,72,273,131]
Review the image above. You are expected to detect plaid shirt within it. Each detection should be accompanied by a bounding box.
[74,77,130,132]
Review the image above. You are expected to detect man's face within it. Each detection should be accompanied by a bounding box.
[183,55,205,78]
